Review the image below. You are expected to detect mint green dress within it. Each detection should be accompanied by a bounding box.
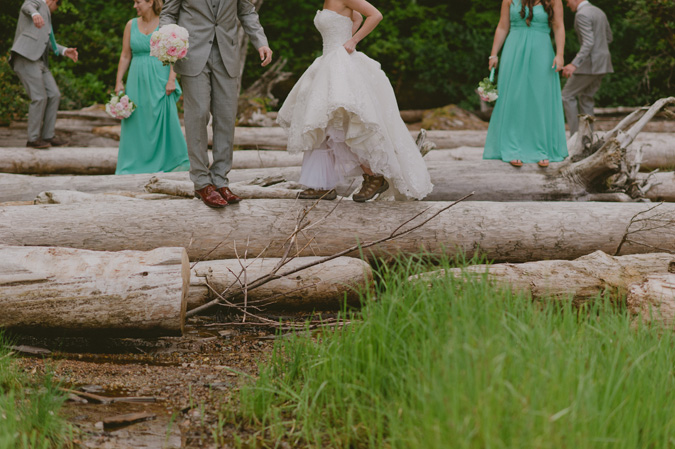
[483,1,568,163]
[116,18,189,175]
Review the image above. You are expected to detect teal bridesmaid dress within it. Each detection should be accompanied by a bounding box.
[483,0,568,164]
[116,18,190,175]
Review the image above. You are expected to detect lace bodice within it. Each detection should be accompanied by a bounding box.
[314,9,353,54]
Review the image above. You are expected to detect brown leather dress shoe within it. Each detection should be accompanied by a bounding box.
[195,185,228,208]
[26,139,51,149]
[46,136,69,147]
[216,187,241,204]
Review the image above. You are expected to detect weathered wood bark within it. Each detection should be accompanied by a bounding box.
[2,199,674,263]
[34,190,144,204]
[91,125,485,150]
[188,256,372,310]
[0,148,303,175]
[412,250,674,301]
[425,131,675,171]
[144,177,302,199]
[0,167,301,203]
[0,246,189,336]
[627,273,675,328]
[0,147,118,175]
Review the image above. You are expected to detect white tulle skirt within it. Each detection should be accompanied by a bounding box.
[277,47,433,200]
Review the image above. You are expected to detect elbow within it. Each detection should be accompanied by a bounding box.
[371,11,383,24]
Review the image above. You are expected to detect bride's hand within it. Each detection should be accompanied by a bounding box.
[343,38,357,54]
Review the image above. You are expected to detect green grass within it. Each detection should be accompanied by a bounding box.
[233,256,675,448]
[0,335,72,449]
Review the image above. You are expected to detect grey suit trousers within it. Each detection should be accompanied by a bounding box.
[561,73,604,136]
[180,39,238,190]
[12,52,60,142]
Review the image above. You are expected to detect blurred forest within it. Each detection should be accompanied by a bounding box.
[0,0,673,123]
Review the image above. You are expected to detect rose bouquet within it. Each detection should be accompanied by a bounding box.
[105,92,136,119]
[477,68,498,103]
[150,24,189,65]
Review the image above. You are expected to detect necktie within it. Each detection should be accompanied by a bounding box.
[49,29,59,56]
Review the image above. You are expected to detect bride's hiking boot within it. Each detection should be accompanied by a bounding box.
[298,188,337,200]
[353,174,388,202]
[194,184,228,208]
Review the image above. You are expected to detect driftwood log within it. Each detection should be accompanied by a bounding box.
[1,199,674,263]
[411,250,674,301]
[627,272,675,328]
[144,177,302,199]
[0,246,189,336]
[188,256,372,311]
[0,148,303,175]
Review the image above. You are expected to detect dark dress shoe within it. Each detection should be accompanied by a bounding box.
[216,187,241,203]
[46,136,68,146]
[194,185,228,208]
[26,139,51,149]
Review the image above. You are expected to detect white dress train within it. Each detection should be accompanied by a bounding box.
[277,9,433,200]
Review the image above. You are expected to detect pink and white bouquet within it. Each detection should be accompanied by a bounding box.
[105,92,136,119]
[150,24,189,65]
[477,68,498,103]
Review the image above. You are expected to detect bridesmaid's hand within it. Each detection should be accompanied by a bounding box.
[115,82,125,95]
[343,38,357,54]
[552,55,564,72]
[488,56,499,70]
[165,78,176,96]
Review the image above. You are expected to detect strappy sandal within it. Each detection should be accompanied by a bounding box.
[298,188,337,200]
[509,160,523,167]
[537,159,549,167]
[353,174,389,202]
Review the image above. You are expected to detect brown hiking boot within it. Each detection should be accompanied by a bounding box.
[298,188,337,200]
[352,174,388,202]
[26,139,51,149]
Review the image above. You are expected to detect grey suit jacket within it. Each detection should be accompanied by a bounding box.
[571,3,613,75]
[11,0,65,63]
[159,0,268,77]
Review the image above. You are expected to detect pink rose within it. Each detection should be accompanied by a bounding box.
[178,48,187,58]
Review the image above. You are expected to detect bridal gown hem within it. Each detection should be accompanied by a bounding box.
[277,9,433,200]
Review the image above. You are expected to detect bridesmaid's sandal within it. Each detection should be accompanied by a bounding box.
[509,160,523,167]
[537,159,550,167]
[298,188,337,200]
[353,174,389,202]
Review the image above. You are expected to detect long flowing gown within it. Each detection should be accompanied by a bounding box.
[277,9,433,200]
[483,0,568,163]
[116,18,189,175]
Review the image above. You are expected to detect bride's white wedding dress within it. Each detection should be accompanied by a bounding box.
[277,9,433,200]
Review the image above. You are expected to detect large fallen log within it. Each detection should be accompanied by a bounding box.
[627,272,675,328]
[1,199,674,263]
[426,131,675,171]
[188,256,372,310]
[0,246,189,336]
[0,167,302,203]
[411,250,674,301]
[92,125,487,150]
[0,148,303,175]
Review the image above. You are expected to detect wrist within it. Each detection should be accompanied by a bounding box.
[488,55,498,60]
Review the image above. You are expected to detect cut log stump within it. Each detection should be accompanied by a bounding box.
[627,273,675,328]
[0,246,189,336]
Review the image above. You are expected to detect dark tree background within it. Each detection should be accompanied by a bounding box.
[0,0,673,123]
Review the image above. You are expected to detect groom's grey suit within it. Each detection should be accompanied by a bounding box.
[11,0,66,144]
[562,1,613,135]
[160,0,268,190]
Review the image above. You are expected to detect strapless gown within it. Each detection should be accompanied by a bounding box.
[277,9,433,200]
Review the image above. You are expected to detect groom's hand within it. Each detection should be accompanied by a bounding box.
[562,64,577,78]
[32,14,45,28]
[64,47,78,62]
[258,46,273,67]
